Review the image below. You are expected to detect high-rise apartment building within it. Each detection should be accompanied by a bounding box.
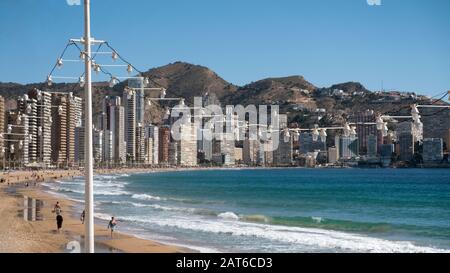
[177,123,198,166]
[75,126,85,164]
[158,126,170,164]
[145,125,159,165]
[135,123,146,163]
[349,110,377,155]
[422,138,443,163]
[336,135,359,160]
[273,131,293,166]
[28,90,52,167]
[298,132,326,154]
[66,95,82,166]
[0,96,5,166]
[123,89,136,162]
[51,94,67,167]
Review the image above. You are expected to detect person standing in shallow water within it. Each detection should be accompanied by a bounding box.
[107,217,117,238]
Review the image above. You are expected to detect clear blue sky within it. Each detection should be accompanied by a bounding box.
[0,0,449,96]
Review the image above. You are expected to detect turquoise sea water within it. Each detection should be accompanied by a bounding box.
[43,168,450,252]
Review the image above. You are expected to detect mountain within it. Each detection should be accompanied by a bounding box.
[0,62,447,128]
[223,76,316,107]
[140,61,238,104]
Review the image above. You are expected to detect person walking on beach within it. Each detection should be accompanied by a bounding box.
[107,217,117,238]
[80,210,85,224]
[52,203,63,233]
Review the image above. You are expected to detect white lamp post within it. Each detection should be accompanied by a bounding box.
[83,0,94,254]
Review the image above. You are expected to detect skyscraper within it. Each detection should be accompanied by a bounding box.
[51,94,67,167]
[349,110,377,155]
[28,90,52,167]
[101,96,126,164]
[17,95,37,164]
[243,139,259,165]
[396,122,416,162]
[66,95,82,166]
[135,123,146,163]
[422,138,443,163]
[336,135,359,160]
[123,89,136,162]
[158,126,170,164]
[367,134,378,157]
[177,123,198,166]
[0,96,5,167]
[273,131,293,166]
[75,126,85,164]
[145,125,159,165]
[298,132,326,154]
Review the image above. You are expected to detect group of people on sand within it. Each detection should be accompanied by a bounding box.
[52,201,118,238]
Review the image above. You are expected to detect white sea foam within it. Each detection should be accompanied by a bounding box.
[217,212,240,221]
[94,212,113,221]
[132,193,166,201]
[118,215,449,253]
[312,217,323,223]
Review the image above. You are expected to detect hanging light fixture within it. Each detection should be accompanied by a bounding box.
[16,115,22,125]
[127,64,133,74]
[93,63,101,74]
[164,108,171,119]
[36,90,42,101]
[312,126,320,142]
[7,125,12,134]
[350,126,357,137]
[319,128,327,142]
[382,123,389,137]
[112,51,118,61]
[160,89,167,99]
[283,128,291,143]
[57,58,63,68]
[79,76,85,88]
[343,123,351,137]
[143,77,149,86]
[58,106,63,115]
[109,77,118,88]
[47,75,53,86]
[376,116,384,130]
[10,144,15,154]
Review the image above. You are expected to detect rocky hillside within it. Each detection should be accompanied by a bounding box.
[0,62,448,128]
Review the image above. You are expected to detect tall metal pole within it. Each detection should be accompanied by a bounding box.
[84,0,94,253]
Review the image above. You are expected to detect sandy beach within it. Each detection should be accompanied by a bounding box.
[0,169,188,253]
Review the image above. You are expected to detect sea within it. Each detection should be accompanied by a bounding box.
[41,168,450,253]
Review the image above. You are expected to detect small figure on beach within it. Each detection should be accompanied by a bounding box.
[80,210,85,224]
[56,214,63,233]
[107,217,117,238]
[53,201,61,212]
[52,202,63,233]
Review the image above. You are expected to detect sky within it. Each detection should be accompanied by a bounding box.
[0,0,449,96]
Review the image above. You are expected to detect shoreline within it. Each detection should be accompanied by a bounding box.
[0,170,190,253]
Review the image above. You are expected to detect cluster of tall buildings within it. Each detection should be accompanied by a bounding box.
[0,88,449,169]
[0,91,82,168]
